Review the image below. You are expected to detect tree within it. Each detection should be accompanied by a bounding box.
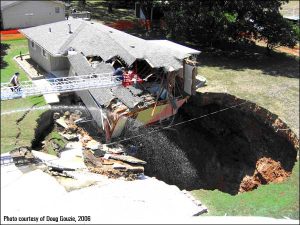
[162,0,297,50]
[139,0,155,19]
[78,0,86,9]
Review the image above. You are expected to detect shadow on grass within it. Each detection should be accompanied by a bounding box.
[1,42,10,69]
[77,1,135,23]
[195,43,299,79]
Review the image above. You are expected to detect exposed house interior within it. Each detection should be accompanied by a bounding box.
[20,19,201,141]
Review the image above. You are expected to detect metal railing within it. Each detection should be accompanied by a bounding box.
[1,73,122,101]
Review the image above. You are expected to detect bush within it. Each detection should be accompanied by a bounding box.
[292,24,300,41]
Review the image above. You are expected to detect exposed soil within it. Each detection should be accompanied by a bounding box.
[239,157,291,193]
[123,93,299,195]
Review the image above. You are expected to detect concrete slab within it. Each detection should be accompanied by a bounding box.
[32,79,60,104]
[1,157,298,224]
[43,94,60,104]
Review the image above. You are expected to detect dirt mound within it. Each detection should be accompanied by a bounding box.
[239,157,291,193]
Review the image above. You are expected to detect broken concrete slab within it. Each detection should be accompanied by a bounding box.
[53,157,86,170]
[43,93,60,104]
[101,144,124,154]
[86,140,100,150]
[56,117,69,129]
[32,150,59,162]
[64,142,83,151]
[32,149,86,170]
[59,132,79,141]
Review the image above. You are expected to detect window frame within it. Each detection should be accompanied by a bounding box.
[55,7,60,13]
[31,41,35,49]
[41,49,48,58]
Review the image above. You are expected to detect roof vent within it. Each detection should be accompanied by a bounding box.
[49,27,51,32]
[68,23,72,34]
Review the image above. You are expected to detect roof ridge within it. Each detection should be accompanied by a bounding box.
[91,25,136,63]
[58,22,87,54]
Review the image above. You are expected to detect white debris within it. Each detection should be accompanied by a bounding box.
[86,140,100,150]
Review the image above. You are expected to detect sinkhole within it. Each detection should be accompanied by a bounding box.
[31,93,299,195]
[122,93,299,195]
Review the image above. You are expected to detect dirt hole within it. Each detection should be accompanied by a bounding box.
[31,93,299,195]
[122,93,299,195]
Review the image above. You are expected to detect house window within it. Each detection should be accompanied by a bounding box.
[55,7,60,13]
[42,49,47,58]
[31,41,35,48]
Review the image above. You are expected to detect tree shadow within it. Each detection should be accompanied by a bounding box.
[1,42,10,70]
[82,1,135,24]
[195,43,299,79]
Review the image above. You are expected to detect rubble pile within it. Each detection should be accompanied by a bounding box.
[53,111,146,180]
[239,157,291,193]
[9,146,37,166]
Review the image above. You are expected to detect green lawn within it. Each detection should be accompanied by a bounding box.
[1,39,29,82]
[197,49,299,137]
[194,47,299,219]
[192,162,299,219]
[1,39,47,153]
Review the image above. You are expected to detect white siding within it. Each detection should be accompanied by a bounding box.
[184,64,194,95]
[2,1,65,29]
[28,39,69,73]
[76,90,104,129]
[28,40,52,72]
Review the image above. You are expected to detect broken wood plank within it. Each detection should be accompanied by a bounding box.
[108,154,146,165]
[83,150,102,167]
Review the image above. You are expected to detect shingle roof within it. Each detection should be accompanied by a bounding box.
[68,53,114,76]
[112,86,144,108]
[89,86,144,109]
[20,20,200,70]
[89,88,115,107]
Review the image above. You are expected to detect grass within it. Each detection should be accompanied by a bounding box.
[197,47,299,137]
[1,39,29,82]
[41,131,67,156]
[1,39,47,153]
[50,131,67,150]
[192,162,299,219]
[194,46,299,219]
[1,97,47,153]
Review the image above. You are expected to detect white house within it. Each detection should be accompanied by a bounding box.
[0,1,65,30]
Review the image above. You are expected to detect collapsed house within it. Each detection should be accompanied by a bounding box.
[20,19,201,141]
